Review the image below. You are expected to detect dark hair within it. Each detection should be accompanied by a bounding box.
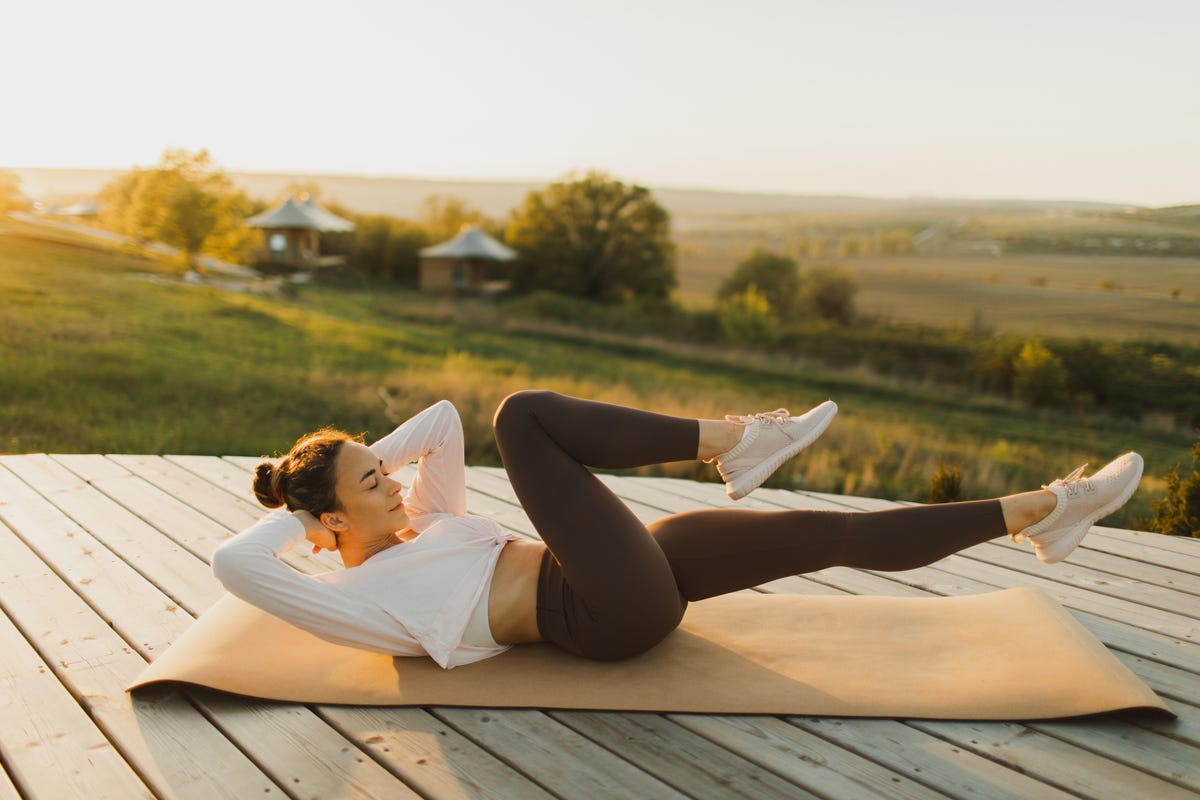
[252,427,364,515]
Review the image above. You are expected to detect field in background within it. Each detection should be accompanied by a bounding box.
[1,215,1193,531]
[675,208,1200,345]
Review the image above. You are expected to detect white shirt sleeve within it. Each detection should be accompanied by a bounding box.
[210,508,426,657]
[368,399,469,525]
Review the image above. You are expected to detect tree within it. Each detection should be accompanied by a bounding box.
[716,247,800,318]
[418,194,493,243]
[0,169,26,214]
[351,214,427,284]
[506,171,676,302]
[804,265,858,324]
[98,148,250,269]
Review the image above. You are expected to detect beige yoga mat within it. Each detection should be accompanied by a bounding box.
[127,586,1171,719]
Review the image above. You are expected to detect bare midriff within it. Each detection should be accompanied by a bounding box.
[488,538,547,645]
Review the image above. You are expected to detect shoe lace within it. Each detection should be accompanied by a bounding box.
[1045,464,1092,497]
[725,408,790,426]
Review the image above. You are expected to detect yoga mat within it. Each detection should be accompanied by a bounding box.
[127,587,1171,719]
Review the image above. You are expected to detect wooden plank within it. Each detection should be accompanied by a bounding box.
[785,717,1078,800]
[46,457,241,566]
[222,455,266,472]
[107,455,263,532]
[1063,532,1200,577]
[1138,699,1200,747]
[433,708,692,800]
[1029,714,1200,793]
[954,542,1200,617]
[165,455,260,503]
[54,455,340,575]
[0,516,283,799]
[0,465,188,654]
[300,704,558,800]
[982,537,1200,595]
[907,720,1198,800]
[0,765,21,800]
[670,714,952,799]
[6,459,422,799]
[0,584,156,800]
[547,711,821,800]
[1,454,224,615]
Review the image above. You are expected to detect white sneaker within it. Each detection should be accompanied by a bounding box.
[705,400,838,500]
[1012,452,1144,564]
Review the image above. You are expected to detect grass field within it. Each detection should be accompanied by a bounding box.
[1,215,1195,532]
[675,224,1200,345]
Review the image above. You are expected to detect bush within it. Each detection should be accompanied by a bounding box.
[717,248,800,318]
[1013,340,1067,408]
[926,461,964,503]
[719,285,780,347]
[1151,433,1200,537]
[803,265,858,324]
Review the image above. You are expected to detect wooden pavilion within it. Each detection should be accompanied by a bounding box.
[245,195,355,270]
[419,226,517,294]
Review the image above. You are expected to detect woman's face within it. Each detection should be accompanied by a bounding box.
[324,441,410,544]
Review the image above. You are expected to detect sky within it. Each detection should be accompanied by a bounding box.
[3,0,1198,206]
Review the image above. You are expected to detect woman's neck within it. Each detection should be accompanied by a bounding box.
[340,529,410,568]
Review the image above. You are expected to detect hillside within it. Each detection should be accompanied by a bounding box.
[11,166,1130,220]
[1,214,1193,531]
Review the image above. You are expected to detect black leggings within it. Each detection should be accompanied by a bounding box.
[492,390,1008,661]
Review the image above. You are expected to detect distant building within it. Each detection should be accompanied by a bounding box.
[245,195,354,270]
[418,225,517,294]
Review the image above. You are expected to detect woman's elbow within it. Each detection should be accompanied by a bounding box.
[210,543,244,589]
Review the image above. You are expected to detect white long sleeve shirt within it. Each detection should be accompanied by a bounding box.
[211,400,524,669]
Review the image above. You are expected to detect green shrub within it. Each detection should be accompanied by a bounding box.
[1013,340,1067,408]
[719,285,780,347]
[803,265,858,324]
[1151,433,1200,536]
[926,461,964,503]
[717,248,800,318]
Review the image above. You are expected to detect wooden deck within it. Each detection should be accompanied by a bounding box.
[0,453,1196,800]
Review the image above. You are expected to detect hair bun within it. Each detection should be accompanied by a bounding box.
[252,461,285,508]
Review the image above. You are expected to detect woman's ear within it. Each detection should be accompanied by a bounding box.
[321,512,348,532]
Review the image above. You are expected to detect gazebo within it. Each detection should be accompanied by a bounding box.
[245,195,355,270]
[418,225,517,294]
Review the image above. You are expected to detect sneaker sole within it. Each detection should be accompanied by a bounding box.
[1039,454,1144,563]
[727,401,837,500]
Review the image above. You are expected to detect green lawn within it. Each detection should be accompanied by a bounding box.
[0,216,1193,532]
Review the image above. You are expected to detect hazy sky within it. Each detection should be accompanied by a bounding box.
[4,0,1197,206]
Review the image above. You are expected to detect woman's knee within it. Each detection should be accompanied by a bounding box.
[492,389,559,433]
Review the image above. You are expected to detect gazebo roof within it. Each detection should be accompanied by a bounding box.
[419,226,517,261]
[246,197,355,232]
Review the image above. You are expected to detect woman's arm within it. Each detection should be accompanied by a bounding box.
[368,399,468,520]
[210,509,426,656]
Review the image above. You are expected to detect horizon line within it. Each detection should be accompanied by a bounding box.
[8,163,1191,210]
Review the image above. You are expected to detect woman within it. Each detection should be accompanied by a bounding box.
[211,391,1144,669]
